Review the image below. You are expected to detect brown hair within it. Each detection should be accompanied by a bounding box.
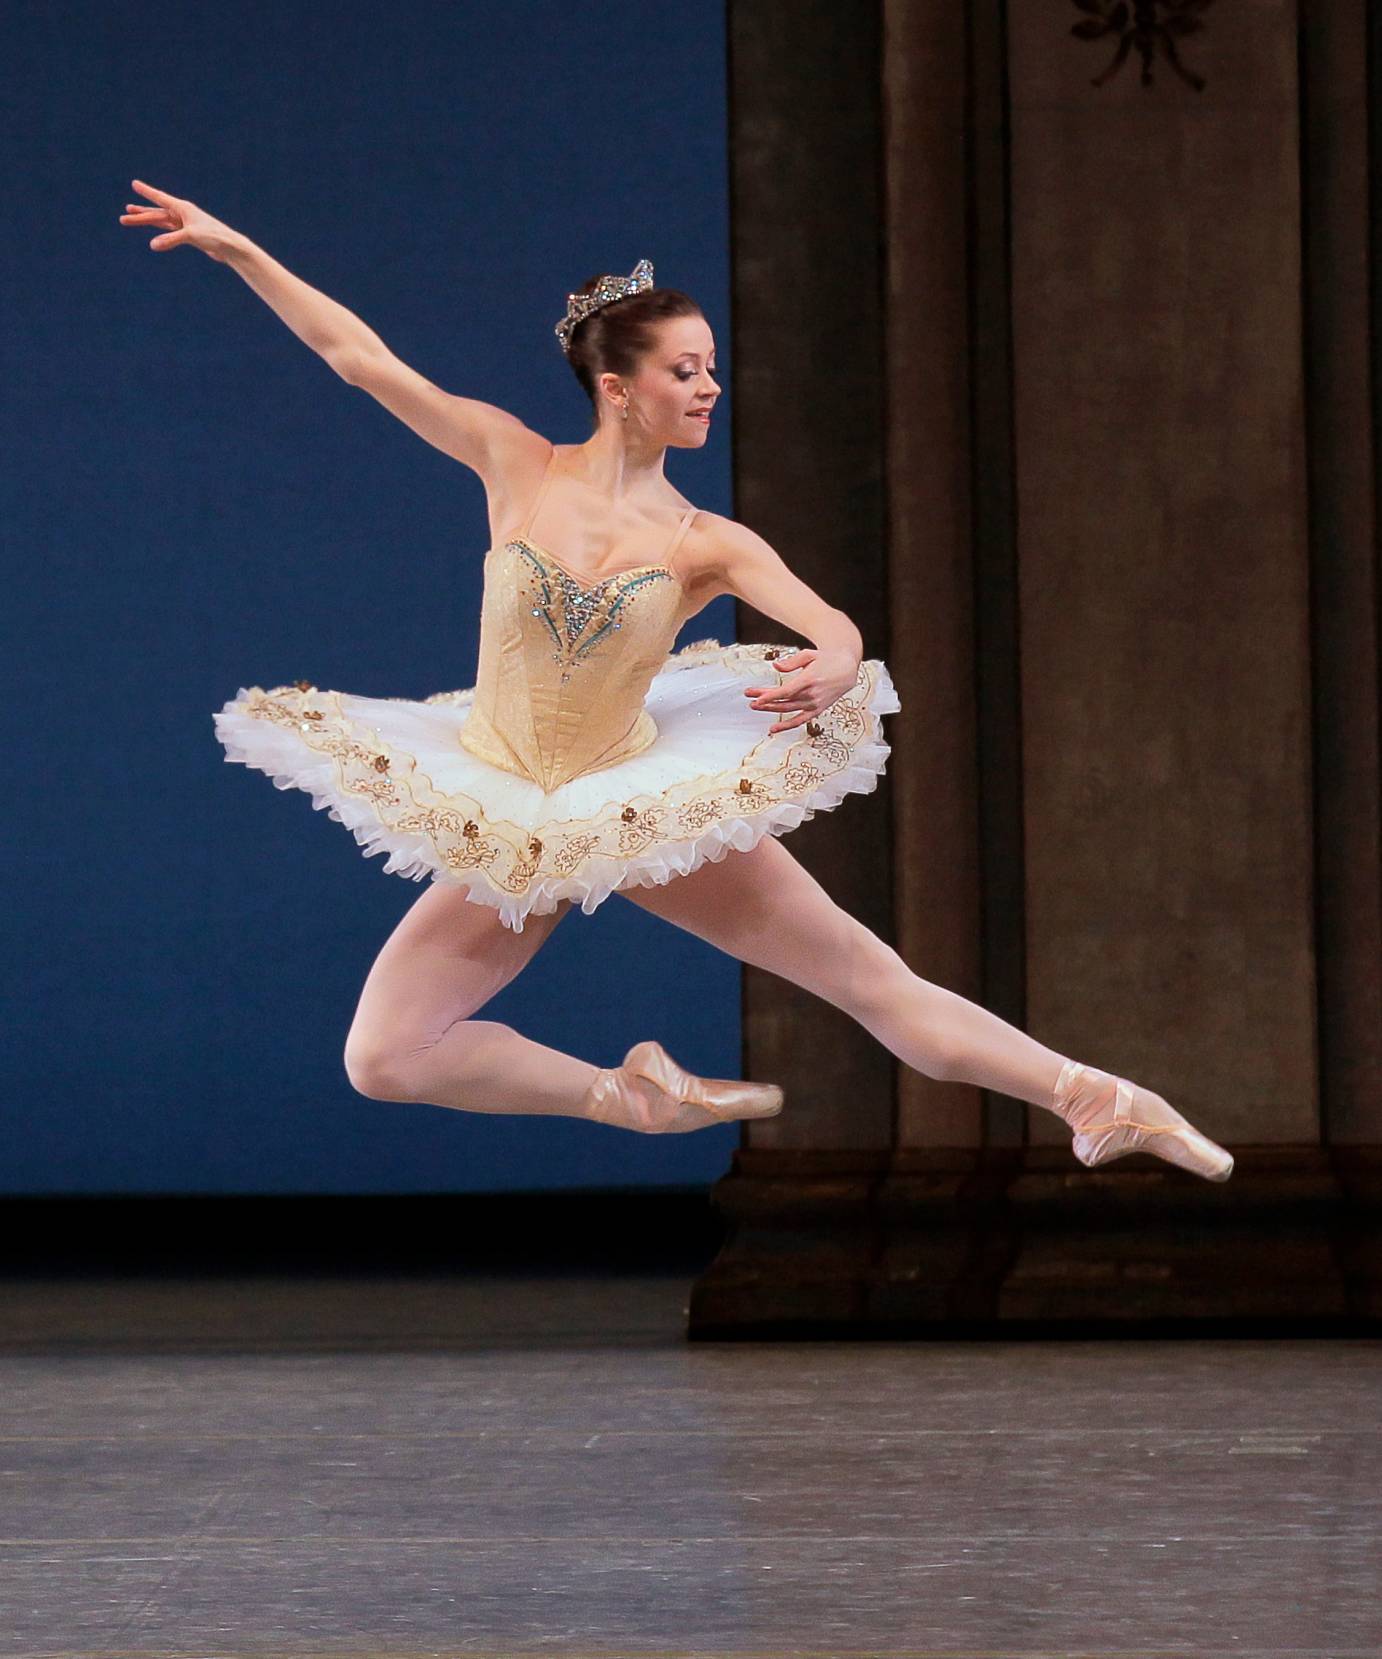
[563,276,704,428]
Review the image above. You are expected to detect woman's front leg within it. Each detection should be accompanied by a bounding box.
[615,835,1069,1109]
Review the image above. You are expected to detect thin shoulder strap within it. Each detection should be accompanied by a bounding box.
[663,504,699,570]
[518,445,560,540]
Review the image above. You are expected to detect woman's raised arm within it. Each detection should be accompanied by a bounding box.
[119,178,532,479]
[120,178,386,373]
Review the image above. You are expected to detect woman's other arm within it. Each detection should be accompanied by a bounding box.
[701,515,866,735]
[119,179,532,480]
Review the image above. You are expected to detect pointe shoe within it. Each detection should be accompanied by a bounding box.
[1051,1059,1234,1182]
[582,1039,785,1135]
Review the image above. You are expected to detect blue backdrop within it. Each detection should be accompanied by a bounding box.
[4,0,740,1193]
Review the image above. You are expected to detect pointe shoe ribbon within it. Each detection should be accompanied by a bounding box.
[583,1039,785,1134]
[1052,1059,1234,1182]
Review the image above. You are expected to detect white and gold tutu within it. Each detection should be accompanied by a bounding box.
[214,466,899,931]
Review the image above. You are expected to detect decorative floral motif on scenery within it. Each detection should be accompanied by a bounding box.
[1070,0,1215,92]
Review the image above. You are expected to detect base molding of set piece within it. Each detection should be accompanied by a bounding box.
[685,1144,1382,1338]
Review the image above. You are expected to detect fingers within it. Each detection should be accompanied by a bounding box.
[741,652,812,696]
[743,670,805,697]
[767,705,820,734]
[120,182,176,238]
[750,696,819,723]
[744,677,808,701]
[121,182,183,248]
[743,647,837,728]
[744,676,836,728]
[744,675,808,708]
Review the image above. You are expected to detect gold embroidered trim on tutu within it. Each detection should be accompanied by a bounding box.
[235,642,886,901]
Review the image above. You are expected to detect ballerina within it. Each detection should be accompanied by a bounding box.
[120,178,1232,1178]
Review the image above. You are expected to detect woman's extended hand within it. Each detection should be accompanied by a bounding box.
[118,178,240,261]
[742,646,861,735]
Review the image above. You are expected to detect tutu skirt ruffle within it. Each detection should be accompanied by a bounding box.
[213,639,901,931]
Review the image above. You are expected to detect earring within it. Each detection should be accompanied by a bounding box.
[621,396,630,422]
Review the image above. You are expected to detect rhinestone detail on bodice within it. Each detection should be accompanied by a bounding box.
[508,539,677,683]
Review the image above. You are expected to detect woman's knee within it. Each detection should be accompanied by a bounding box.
[342,1017,512,1104]
[800,915,911,1013]
[342,1034,419,1101]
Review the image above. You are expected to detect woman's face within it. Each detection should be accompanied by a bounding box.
[601,315,720,447]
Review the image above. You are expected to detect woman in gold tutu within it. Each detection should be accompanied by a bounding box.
[121,179,1231,1176]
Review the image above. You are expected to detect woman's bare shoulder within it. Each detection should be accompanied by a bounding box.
[682,508,771,565]
[676,508,757,599]
[481,431,558,544]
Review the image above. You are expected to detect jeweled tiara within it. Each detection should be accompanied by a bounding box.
[554,258,655,355]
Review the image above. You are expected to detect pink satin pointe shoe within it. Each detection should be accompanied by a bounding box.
[1051,1059,1234,1182]
[582,1039,785,1135]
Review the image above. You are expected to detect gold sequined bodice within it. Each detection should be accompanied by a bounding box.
[457,450,696,791]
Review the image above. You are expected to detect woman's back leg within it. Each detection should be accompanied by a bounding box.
[342,883,599,1116]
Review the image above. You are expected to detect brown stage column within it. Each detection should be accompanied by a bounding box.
[689,1,896,1331]
[883,3,998,1155]
[1301,0,1382,1148]
[1010,0,1316,1155]
[723,1,894,1156]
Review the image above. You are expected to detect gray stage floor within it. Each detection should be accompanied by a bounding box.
[1,1273,1379,1658]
